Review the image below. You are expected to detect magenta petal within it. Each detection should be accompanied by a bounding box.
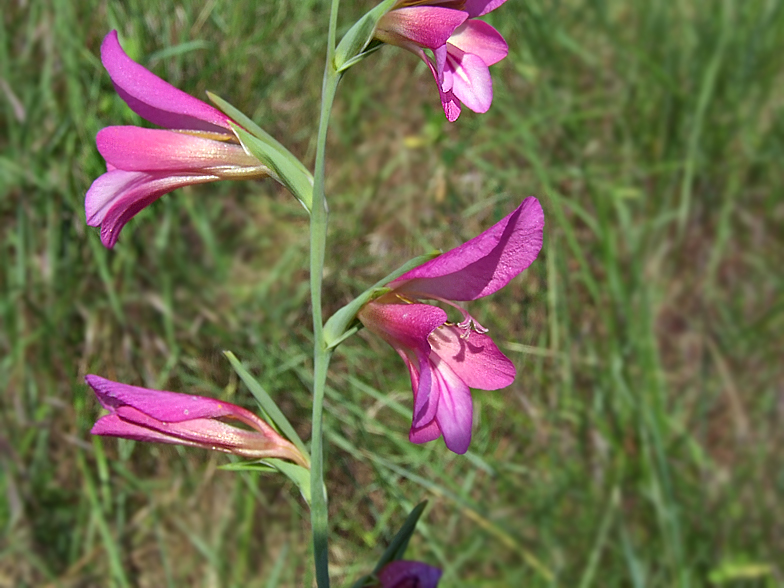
[446,50,494,113]
[357,302,448,430]
[432,359,473,454]
[409,418,443,445]
[433,45,449,89]
[441,89,462,122]
[85,170,218,248]
[377,560,442,588]
[101,30,231,133]
[463,0,509,17]
[86,375,254,423]
[391,197,544,301]
[396,349,439,431]
[377,7,467,50]
[424,53,462,122]
[91,413,200,445]
[358,301,447,351]
[114,406,268,451]
[449,20,508,66]
[97,127,260,172]
[429,326,515,390]
[359,302,446,426]
[411,351,439,428]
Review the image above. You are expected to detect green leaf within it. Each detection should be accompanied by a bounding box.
[207,92,313,211]
[223,351,310,464]
[334,0,398,73]
[323,251,440,349]
[379,500,428,566]
[218,459,312,504]
[337,41,384,73]
[218,461,277,474]
[264,458,312,505]
[350,501,429,588]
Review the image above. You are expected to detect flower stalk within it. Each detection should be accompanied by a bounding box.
[310,0,342,585]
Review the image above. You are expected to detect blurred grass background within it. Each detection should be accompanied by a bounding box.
[2,0,783,586]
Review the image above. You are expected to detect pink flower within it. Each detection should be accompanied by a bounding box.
[377,560,442,588]
[358,197,544,454]
[86,31,270,248]
[376,1,509,121]
[86,375,308,467]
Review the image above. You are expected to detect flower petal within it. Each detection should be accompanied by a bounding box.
[445,49,494,113]
[429,325,515,390]
[448,20,508,66]
[85,374,261,425]
[463,0,509,17]
[358,301,447,427]
[376,7,467,50]
[440,88,462,122]
[96,126,261,172]
[114,406,280,455]
[91,413,202,446]
[85,170,218,248]
[431,357,473,454]
[377,560,443,588]
[409,418,443,445]
[424,50,462,121]
[391,197,544,300]
[358,299,447,351]
[411,349,439,428]
[101,30,232,133]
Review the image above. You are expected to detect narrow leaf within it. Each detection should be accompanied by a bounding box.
[377,501,428,569]
[350,501,429,588]
[232,124,313,212]
[207,92,313,211]
[223,350,310,464]
[264,458,312,504]
[334,0,398,72]
[218,461,277,473]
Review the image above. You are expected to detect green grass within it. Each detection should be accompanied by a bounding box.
[2,0,783,586]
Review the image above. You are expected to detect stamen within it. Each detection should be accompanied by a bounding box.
[394,294,417,305]
[457,316,489,335]
[423,294,489,339]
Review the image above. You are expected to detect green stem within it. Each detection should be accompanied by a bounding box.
[310,1,341,586]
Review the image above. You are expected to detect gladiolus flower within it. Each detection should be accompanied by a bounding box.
[358,197,544,454]
[86,375,308,467]
[86,31,270,248]
[376,1,509,121]
[376,560,442,588]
